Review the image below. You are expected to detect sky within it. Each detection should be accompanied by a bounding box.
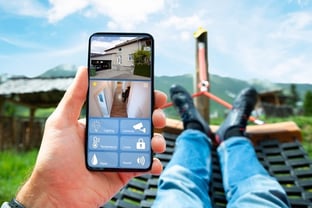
[0,0,311,84]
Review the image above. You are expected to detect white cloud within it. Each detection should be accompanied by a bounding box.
[87,0,165,30]
[153,14,205,45]
[0,0,165,29]
[1,0,311,83]
[270,11,312,42]
[46,0,165,29]
[161,15,203,30]
[270,55,312,83]
[0,31,89,77]
[47,0,89,23]
[90,38,126,54]
[0,35,46,50]
[0,42,86,77]
[0,0,46,17]
[197,1,312,83]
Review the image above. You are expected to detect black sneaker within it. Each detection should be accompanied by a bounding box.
[170,84,211,136]
[215,87,258,144]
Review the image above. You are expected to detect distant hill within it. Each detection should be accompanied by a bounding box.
[155,74,312,118]
[38,64,77,78]
[35,65,312,117]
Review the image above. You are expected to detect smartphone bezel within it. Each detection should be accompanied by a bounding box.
[85,32,154,171]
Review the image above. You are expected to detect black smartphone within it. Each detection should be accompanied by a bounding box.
[85,32,154,171]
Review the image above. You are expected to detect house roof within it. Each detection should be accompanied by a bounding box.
[0,77,74,108]
[105,36,150,52]
[0,77,74,95]
[258,89,289,105]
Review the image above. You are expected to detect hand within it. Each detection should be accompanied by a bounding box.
[16,67,167,208]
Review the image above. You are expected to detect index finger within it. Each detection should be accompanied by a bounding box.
[154,90,167,109]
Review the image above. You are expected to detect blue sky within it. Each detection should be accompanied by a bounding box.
[0,0,311,83]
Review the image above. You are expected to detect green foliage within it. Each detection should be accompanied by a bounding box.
[288,84,300,107]
[133,50,151,78]
[2,103,29,117]
[133,50,150,65]
[133,64,150,77]
[90,68,97,77]
[3,103,16,116]
[1,102,55,118]
[303,90,312,116]
[35,108,55,117]
[0,149,38,202]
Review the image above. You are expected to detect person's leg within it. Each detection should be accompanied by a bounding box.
[153,129,212,207]
[218,137,290,208]
[216,87,290,208]
[152,85,212,208]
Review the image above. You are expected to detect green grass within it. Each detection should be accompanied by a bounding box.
[0,149,38,202]
[263,116,312,157]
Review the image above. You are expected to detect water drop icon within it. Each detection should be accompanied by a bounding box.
[91,153,98,165]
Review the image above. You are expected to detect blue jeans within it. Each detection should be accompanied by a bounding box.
[152,130,290,207]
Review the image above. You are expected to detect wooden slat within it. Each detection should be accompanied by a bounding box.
[160,118,302,144]
[246,121,302,144]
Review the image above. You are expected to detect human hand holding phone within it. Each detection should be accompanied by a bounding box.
[15,67,167,208]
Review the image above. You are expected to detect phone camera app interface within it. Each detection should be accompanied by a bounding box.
[87,33,153,170]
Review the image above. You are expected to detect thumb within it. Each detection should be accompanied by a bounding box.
[48,67,88,127]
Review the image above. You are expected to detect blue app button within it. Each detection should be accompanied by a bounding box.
[88,151,118,168]
[120,119,151,135]
[120,153,151,169]
[88,135,118,150]
[89,118,119,134]
[120,136,150,151]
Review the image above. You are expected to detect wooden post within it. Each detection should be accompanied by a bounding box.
[194,27,210,123]
[28,107,36,150]
[0,96,4,116]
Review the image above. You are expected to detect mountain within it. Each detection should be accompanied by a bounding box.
[38,64,77,78]
[155,74,312,118]
[35,65,312,117]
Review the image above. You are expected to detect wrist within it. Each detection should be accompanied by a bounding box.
[15,171,58,208]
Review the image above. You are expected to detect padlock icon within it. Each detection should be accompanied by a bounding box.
[136,138,146,150]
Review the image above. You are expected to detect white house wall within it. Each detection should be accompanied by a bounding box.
[127,82,151,118]
[106,40,146,70]
[89,81,116,117]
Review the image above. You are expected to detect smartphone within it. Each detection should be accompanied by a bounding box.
[85,32,154,171]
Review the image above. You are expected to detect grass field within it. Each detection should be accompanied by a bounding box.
[0,149,37,202]
[0,116,311,203]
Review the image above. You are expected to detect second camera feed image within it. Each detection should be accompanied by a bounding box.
[89,80,151,118]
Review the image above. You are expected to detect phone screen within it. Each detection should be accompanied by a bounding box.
[86,33,154,171]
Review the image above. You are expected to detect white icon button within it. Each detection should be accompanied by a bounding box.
[136,138,146,150]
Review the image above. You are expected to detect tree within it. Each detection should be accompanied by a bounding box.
[289,84,300,107]
[133,50,151,65]
[303,90,312,116]
[133,50,151,77]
